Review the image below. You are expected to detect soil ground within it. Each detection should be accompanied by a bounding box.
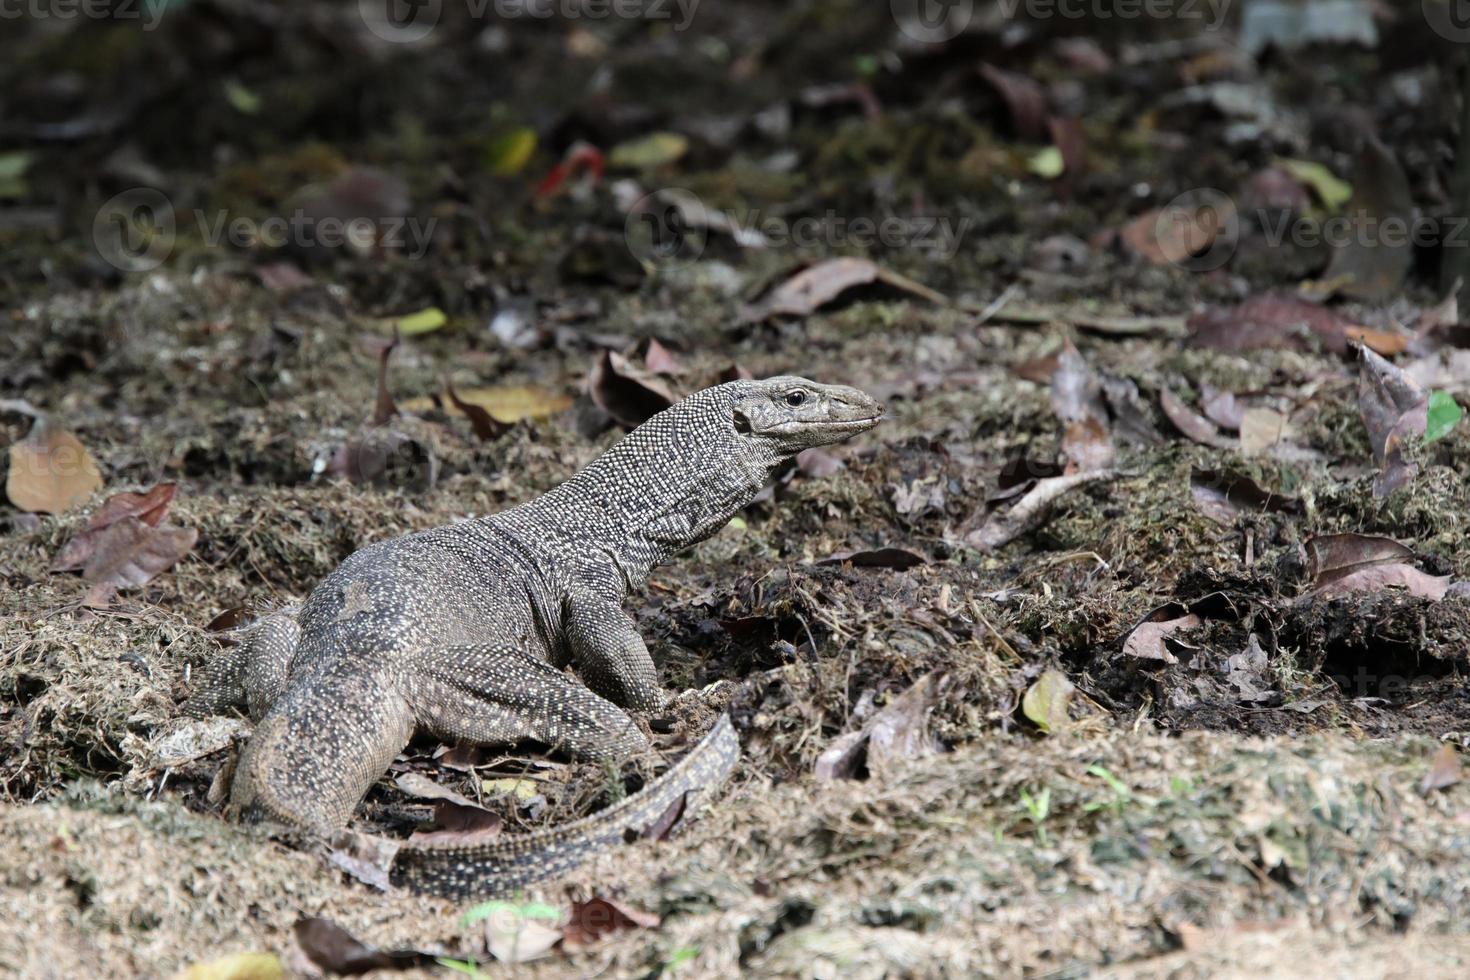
[3,2,1470,977]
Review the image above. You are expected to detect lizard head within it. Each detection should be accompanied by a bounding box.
[730,376,884,455]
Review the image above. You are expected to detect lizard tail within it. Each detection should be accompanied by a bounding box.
[391,714,740,899]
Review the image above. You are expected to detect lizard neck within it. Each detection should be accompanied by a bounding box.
[516,386,780,593]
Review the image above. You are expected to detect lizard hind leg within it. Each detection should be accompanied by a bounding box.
[411,644,651,763]
[231,661,416,833]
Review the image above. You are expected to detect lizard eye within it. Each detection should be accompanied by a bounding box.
[785,390,807,407]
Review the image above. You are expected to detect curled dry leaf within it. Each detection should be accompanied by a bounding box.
[740,257,946,322]
[1160,389,1235,449]
[1021,668,1075,735]
[1049,342,1114,473]
[407,801,504,846]
[6,418,103,514]
[325,829,400,892]
[76,517,198,606]
[402,384,574,423]
[562,898,660,950]
[1122,609,1202,664]
[1421,743,1462,795]
[977,63,1049,142]
[1302,533,1454,601]
[641,790,687,842]
[817,547,926,570]
[966,471,1113,552]
[814,673,941,780]
[1189,468,1298,525]
[640,337,682,375]
[588,349,677,428]
[445,379,511,442]
[173,951,284,980]
[1189,294,1406,355]
[52,482,177,571]
[371,331,399,426]
[1358,345,1427,497]
[292,917,435,975]
[1200,385,1244,430]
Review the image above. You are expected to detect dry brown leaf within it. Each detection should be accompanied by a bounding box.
[1160,389,1235,449]
[445,379,511,442]
[1357,345,1427,497]
[402,384,573,422]
[1122,612,1201,664]
[1190,468,1298,525]
[6,419,103,514]
[588,349,677,427]
[325,829,401,892]
[814,673,941,780]
[1421,743,1462,794]
[1310,563,1452,601]
[292,917,434,974]
[1239,408,1288,456]
[52,482,178,571]
[1200,385,1244,430]
[406,800,504,846]
[966,471,1113,552]
[1188,294,1400,354]
[1305,532,1416,586]
[740,257,946,321]
[78,517,197,605]
[641,337,682,375]
[1049,343,1114,473]
[977,63,1049,142]
[562,898,660,950]
[817,547,926,570]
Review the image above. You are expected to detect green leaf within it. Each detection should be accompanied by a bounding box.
[484,127,537,176]
[1021,668,1074,734]
[608,132,689,170]
[462,899,562,926]
[1087,763,1131,798]
[664,947,701,968]
[382,307,448,336]
[1277,157,1352,211]
[223,80,261,115]
[0,151,34,200]
[1426,390,1463,443]
[1027,146,1065,180]
[436,957,488,978]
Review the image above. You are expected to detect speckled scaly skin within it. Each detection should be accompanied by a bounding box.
[185,377,883,897]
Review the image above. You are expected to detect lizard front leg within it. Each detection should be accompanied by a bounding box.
[184,607,300,721]
[564,589,664,713]
[411,643,650,761]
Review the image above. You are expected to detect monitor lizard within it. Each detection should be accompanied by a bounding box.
[184,376,883,897]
